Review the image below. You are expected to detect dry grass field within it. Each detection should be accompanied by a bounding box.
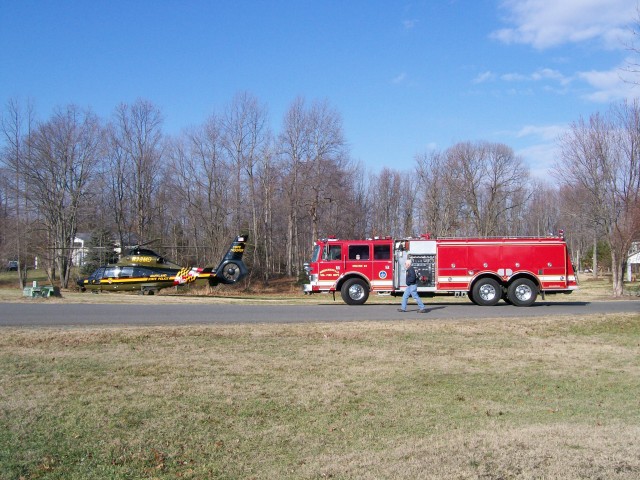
[1,271,639,478]
[1,309,639,479]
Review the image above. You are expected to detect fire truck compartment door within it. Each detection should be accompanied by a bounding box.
[407,240,436,255]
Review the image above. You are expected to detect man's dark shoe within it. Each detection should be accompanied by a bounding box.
[419,308,428,313]
[397,309,406,312]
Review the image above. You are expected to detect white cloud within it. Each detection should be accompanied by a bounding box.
[517,141,560,179]
[473,71,496,83]
[501,72,528,82]
[491,0,636,49]
[578,62,640,102]
[403,19,419,30]
[531,68,571,85]
[391,72,407,84]
[504,123,568,179]
[500,68,572,85]
[516,124,567,141]
[480,63,640,102]
[564,59,640,103]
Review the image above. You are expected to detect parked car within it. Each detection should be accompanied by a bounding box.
[7,261,18,271]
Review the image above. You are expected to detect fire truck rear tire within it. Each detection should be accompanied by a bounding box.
[471,278,502,306]
[467,291,479,305]
[502,292,512,305]
[507,278,537,307]
[341,278,369,305]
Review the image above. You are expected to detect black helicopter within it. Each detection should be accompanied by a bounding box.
[77,234,248,294]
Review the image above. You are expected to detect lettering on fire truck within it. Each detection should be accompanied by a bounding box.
[303,233,578,307]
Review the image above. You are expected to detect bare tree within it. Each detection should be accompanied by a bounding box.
[278,97,350,272]
[522,179,560,236]
[171,115,232,263]
[415,142,530,237]
[557,184,600,273]
[345,163,369,238]
[279,97,310,276]
[622,7,640,84]
[105,121,130,249]
[222,92,270,278]
[0,98,36,287]
[18,105,103,287]
[415,150,462,236]
[368,168,414,237]
[108,99,165,244]
[258,139,278,279]
[446,141,530,236]
[556,100,640,295]
[304,100,348,244]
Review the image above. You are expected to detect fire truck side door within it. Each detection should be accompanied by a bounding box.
[318,243,343,284]
[372,243,393,288]
[346,244,373,281]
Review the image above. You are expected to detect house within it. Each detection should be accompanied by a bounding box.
[628,242,639,282]
[72,234,91,267]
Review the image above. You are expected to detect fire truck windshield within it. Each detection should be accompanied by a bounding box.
[311,244,321,262]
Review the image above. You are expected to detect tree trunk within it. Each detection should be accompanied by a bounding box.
[610,250,624,296]
[592,236,598,278]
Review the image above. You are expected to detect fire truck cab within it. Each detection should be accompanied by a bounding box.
[303,234,578,307]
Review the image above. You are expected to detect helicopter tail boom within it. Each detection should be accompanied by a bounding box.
[209,234,249,286]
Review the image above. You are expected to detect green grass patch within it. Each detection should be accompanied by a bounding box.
[1,314,639,479]
[0,269,49,288]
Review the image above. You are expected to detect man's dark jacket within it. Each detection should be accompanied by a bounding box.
[406,266,418,286]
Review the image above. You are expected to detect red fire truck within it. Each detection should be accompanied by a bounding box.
[303,233,578,307]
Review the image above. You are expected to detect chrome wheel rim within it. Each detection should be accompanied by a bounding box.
[349,284,365,301]
[514,284,533,302]
[479,284,497,301]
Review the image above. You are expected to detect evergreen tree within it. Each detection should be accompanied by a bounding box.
[81,228,118,275]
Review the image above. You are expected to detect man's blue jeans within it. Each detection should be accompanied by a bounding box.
[401,284,425,310]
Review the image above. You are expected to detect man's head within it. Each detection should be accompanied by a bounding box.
[405,259,412,268]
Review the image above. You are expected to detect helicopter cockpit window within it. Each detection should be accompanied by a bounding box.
[90,267,106,281]
[119,267,134,278]
[132,267,150,277]
[104,267,120,278]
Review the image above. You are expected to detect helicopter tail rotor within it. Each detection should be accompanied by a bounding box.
[209,234,249,285]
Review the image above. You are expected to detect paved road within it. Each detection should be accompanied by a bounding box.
[0,300,638,326]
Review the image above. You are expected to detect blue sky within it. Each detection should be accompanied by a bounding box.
[2,0,639,177]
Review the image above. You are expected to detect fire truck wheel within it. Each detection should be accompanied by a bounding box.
[471,278,502,306]
[467,291,479,305]
[341,278,369,305]
[507,278,537,307]
[502,292,512,305]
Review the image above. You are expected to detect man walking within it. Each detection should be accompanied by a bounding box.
[398,258,428,313]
